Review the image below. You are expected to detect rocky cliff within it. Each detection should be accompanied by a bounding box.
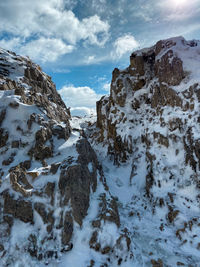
[0,48,127,266]
[90,36,200,266]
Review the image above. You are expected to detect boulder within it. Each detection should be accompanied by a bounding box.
[0,128,8,148]
[3,192,33,223]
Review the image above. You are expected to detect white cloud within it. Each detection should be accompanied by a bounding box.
[0,0,110,62]
[84,55,96,65]
[0,36,73,63]
[82,54,109,65]
[112,34,139,58]
[0,37,21,51]
[81,15,110,46]
[19,37,74,63]
[70,107,96,116]
[59,85,103,116]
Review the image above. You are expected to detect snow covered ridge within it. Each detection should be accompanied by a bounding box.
[95,36,200,163]
[87,36,200,265]
[0,48,132,267]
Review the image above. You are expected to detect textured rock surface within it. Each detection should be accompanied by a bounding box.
[0,48,106,265]
[0,48,73,263]
[89,36,200,266]
[0,47,122,267]
[59,138,98,226]
[95,37,199,164]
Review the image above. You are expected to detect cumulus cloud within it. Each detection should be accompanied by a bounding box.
[0,36,73,63]
[112,34,139,58]
[81,15,110,46]
[20,38,74,63]
[58,85,103,116]
[0,0,110,62]
[0,37,21,51]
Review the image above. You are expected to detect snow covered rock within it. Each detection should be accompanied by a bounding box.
[0,48,117,266]
[1,36,200,266]
[90,36,200,266]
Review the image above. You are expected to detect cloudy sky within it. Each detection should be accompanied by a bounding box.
[0,0,200,115]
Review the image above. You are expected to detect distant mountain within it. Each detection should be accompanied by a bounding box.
[0,36,200,266]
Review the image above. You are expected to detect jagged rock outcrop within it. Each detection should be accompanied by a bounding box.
[95,37,200,163]
[0,48,119,266]
[91,36,200,266]
[0,48,73,263]
[59,139,98,226]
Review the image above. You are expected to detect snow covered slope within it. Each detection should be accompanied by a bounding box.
[0,49,103,266]
[0,48,133,267]
[88,36,200,266]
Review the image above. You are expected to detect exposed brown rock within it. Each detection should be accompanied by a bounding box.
[95,193,120,227]
[155,39,176,56]
[9,166,33,196]
[89,231,99,250]
[59,138,97,226]
[153,132,169,148]
[168,118,183,132]
[2,155,15,166]
[27,113,36,130]
[0,128,8,148]
[61,212,73,246]
[27,171,39,180]
[11,140,20,148]
[45,182,55,205]
[155,49,184,86]
[34,202,49,224]
[59,164,92,225]
[151,84,182,108]
[96,96,108,129]
[20,160,31,170]
[167,206,179,223]
[23,65,71,124]
[29,127,53,161]
[50,163,60,174]
[52,125,70,140]
[130,54,145,75]
[0,48,74,263]
[130,50,155,77]
[3,192,33,223]
[0,109,6,126]
[9,101,19,109]
[151,258,163,267]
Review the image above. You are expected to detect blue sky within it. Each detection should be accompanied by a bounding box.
[0,0,200,115]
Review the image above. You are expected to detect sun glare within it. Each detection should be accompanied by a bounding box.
[174,0,187,5]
